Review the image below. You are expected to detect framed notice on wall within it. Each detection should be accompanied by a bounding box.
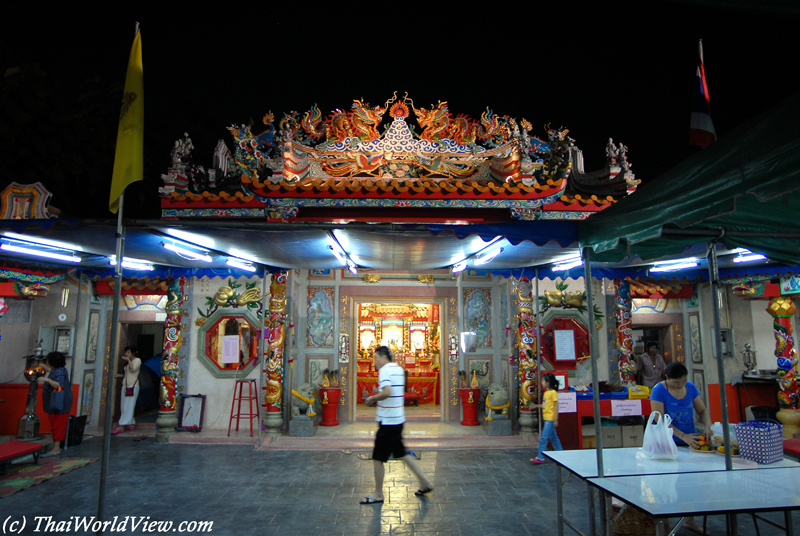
[554,329,577,362]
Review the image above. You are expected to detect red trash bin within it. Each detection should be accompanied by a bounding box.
[319,387,342,426]
[459,387,481,426]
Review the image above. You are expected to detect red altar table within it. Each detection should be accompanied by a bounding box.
[357,372,439,404]
[559,398,652,450]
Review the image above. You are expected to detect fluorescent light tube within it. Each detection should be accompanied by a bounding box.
[650,262,699,272]
[452,259,468,273]
[162,242,212,262]
[110,255,154,271]
[328,245,346,265]
[552,259,583,271]
[164,229,215,249]
[226,258,257,272]
[474,246,503,266]
[1,243,80,263]
[2,232,82,252]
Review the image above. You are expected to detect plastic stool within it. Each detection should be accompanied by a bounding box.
[228,379,259,437]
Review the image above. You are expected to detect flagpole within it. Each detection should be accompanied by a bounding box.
[698,38,703,65]
[98,20,140,530]
[98,192,126,525]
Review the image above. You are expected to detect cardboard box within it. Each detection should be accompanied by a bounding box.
[582,435,597,449]
[622,424,643,447]
[600,426,622,448]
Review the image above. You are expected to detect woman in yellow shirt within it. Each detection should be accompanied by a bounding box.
[531,373,563,464]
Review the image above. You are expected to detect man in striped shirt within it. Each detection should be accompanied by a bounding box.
[360,346,433,504]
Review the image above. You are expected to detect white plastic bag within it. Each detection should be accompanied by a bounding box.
[642,411,678,460]
[711,421,737,444]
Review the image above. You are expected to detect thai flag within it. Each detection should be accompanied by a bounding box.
[689,39,717,148]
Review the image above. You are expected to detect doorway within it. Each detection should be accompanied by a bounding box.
[112,323,165,424]
[351,300,445,422]
[630,325,676,366]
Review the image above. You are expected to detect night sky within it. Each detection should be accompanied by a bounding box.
[2,2,798,219]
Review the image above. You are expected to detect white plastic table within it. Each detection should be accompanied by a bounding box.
[588,468,800,533]
[544,448,800,536]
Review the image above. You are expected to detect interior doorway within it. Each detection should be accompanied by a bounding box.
[631,325,673,365]
[352,300,444,422]
[112,323,165,424]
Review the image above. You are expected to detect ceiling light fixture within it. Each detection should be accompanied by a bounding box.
[733,250,767,263]
[474,245,504,266]
[162,241,213,262]
[110,255,154,271]
[451,259,469,273]
[328,244,347,265]
[327,230,360,272]
[650,260,699,272]
[226,258,257,272]
[0,243,81,263]
[164,229,215,249]
[552,257,584,271]
[2,232,82,252]
[450,236,507,272]
[228,248,259,263]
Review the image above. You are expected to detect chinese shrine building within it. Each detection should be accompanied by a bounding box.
[1,93,798,447]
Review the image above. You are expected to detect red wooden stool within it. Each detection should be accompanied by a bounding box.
[228,379,259,437]
[404,391,420,406]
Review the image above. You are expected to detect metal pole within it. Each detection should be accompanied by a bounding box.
[707,241,737,535]
[583,247,604,477]
[65,270,83,451]
[98,193,126,525]
[707,243,734,471]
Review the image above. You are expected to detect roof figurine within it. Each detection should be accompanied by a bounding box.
[160,93,638,223]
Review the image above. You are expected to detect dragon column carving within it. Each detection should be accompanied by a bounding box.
[614,278,636,383]
[263,271,288,434]
[768,297,798,411]
[156,276,185,443]
[515,277,539,431]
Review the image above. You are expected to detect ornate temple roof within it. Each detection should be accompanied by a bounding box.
[160,94,638,223]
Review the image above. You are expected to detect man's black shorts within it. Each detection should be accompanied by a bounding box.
[372,423,406,462]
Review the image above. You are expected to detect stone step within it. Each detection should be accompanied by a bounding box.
[261,432,535,451]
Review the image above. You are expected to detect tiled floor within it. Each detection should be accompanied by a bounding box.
[2,428,798,535]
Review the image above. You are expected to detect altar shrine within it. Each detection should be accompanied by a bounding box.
[355,302,441,405]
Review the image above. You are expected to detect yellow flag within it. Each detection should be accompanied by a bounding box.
[109,29,143,213]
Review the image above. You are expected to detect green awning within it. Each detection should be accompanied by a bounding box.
[578,92,800,265]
